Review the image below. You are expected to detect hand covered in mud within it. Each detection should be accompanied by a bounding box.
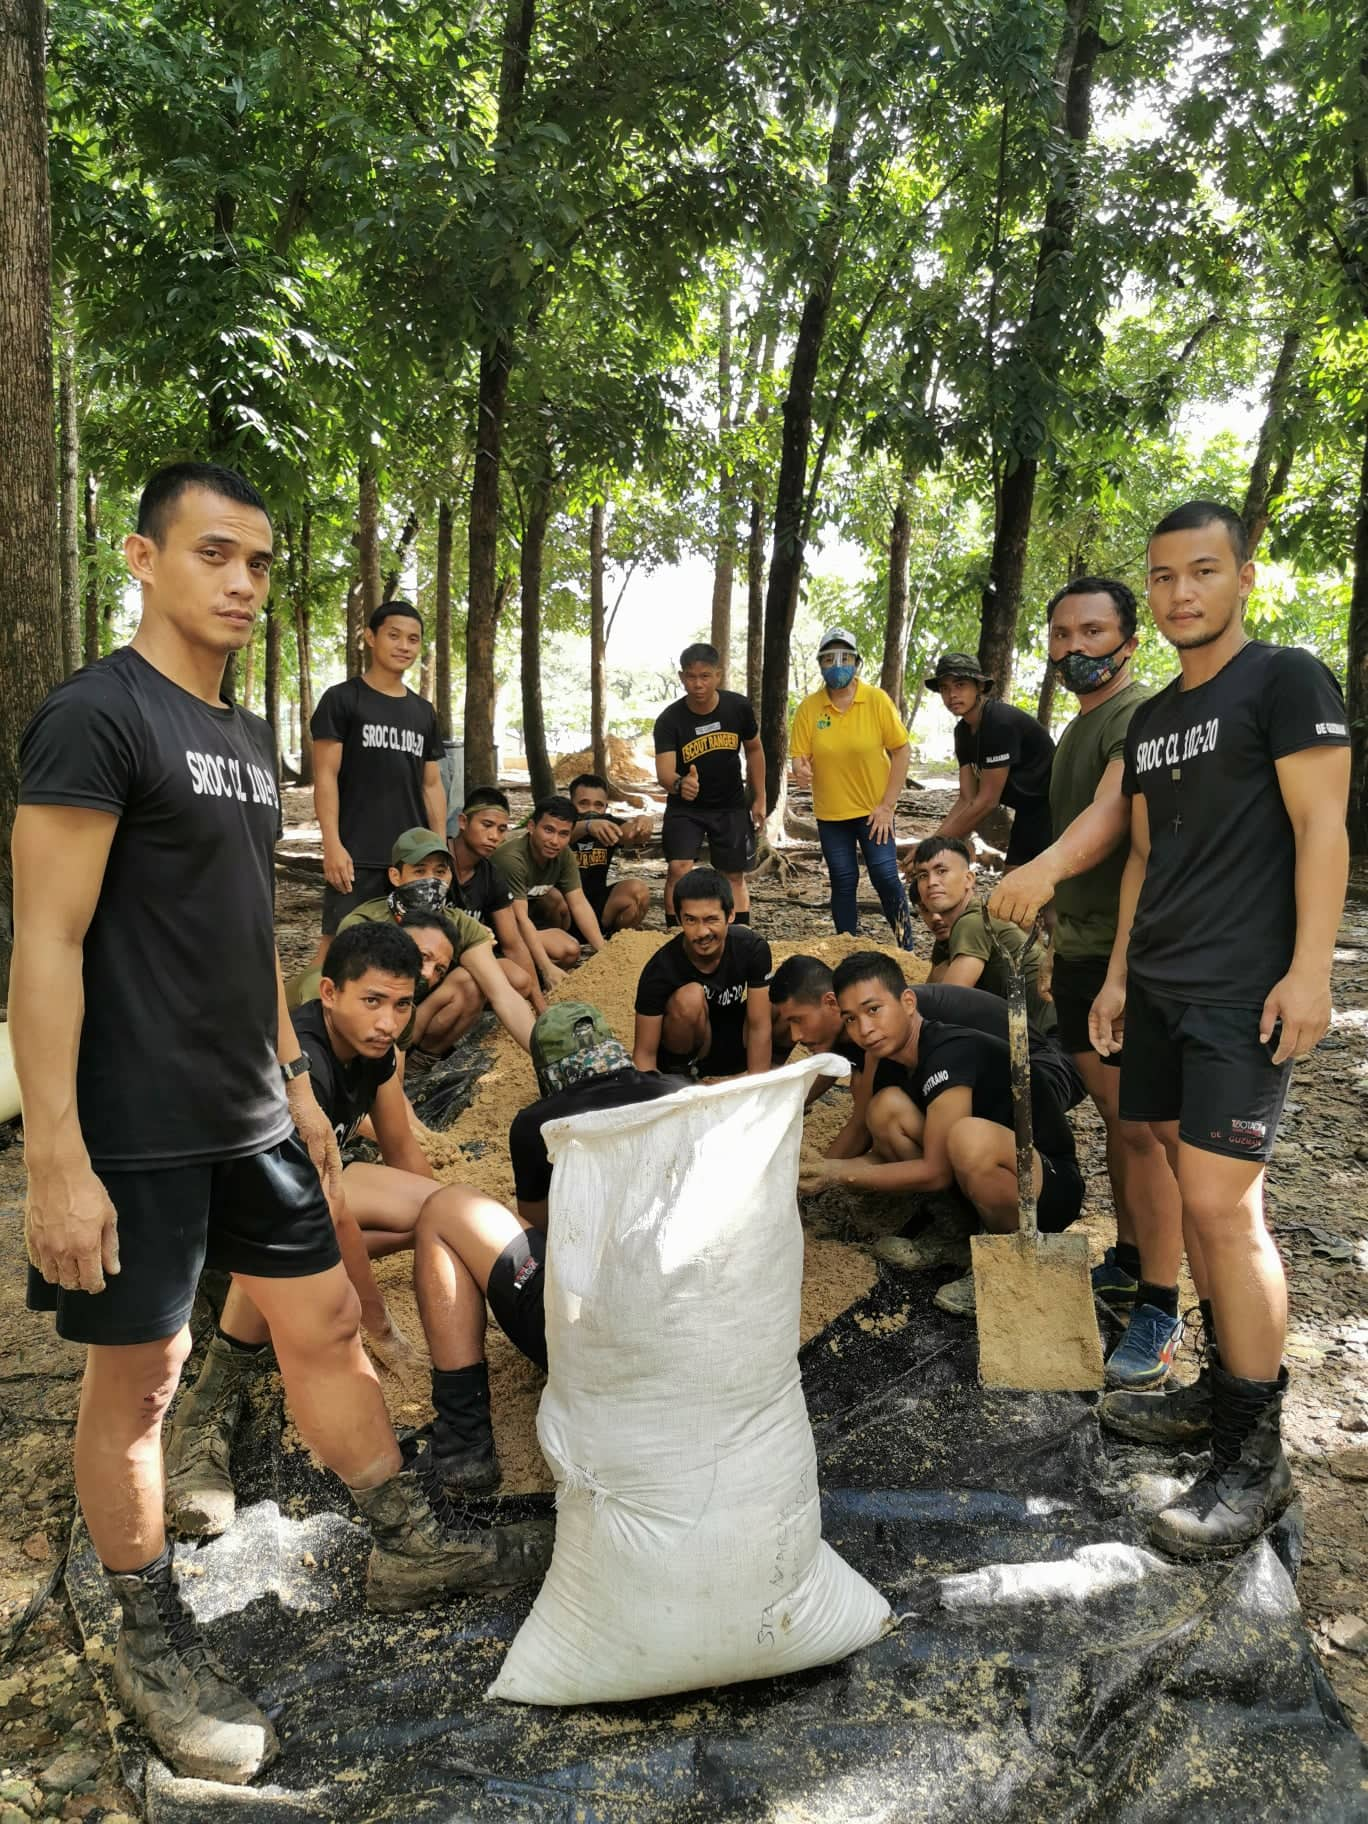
[287,1074,344,1213]
[25,1155,120,1294]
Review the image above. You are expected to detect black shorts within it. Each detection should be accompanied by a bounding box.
[321,865,390,935]
[662,803,754,874]
[486,1228,548,1371]
[660,1006,749,1079]
[27,1136,341,1346]
[1036,1151,1085,1232]
[1004,800,1052,867]
[1050,953,1118,1067]
[1118,979,1292,1162]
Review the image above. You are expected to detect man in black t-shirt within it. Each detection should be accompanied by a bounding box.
[799,953,1082,1317]
[922,652,1055,866]
[1090,500,1351,1560]
[412,1005,680,1492]
[165,923,440,1530]
[446,786,544,1012]
[12,464,546,1786]
[310,598,447,953]
[567,771,652,938]
[633,869,773,1078]
[654,642,765,926]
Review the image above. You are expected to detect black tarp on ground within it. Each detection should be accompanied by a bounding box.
[66,1268,1368,1822]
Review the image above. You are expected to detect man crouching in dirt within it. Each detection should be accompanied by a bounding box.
[409,1005,682,1491]
[10,461,549,1789]
[798,952,1083,1318]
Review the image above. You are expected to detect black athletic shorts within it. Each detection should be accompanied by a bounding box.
[1004,800,1052,867]
[659,1006,749,1080]
[661,802,754,873]
[27,1135,340,1346]
[321,865,390,935]
[486,1228,548,1371]
[1036,1150,1085,1232]
[1050,953,1118,1068]
[1118,978,1293,1163]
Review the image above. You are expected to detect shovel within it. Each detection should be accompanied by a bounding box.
[969,905,1103,1392]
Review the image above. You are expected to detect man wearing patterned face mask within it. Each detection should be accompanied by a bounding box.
[988,577,1184,1395]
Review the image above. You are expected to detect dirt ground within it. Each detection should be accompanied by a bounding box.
[1,778,1365,1819]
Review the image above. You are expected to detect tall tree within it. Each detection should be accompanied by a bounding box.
[57,313,81,675]
[880,488,911,714]
[0,0,63,996]
[589,498,608,777]
[709,285,735,672]
[82,471,100,665]
[519,444,555,801]
[1242,325,1304,557]
[288,509,316,787]
[434,499,453,740]
[353,461,380,676]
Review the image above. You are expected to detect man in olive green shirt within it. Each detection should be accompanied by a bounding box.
[492,794,607,991]
[988,577,1183,1393]
[911,836,1055,1033]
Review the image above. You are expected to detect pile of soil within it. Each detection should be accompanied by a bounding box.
[552,736,657,787]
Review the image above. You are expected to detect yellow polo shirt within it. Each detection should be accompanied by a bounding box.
[790,680,909,822]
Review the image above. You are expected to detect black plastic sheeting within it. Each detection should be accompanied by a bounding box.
[65,1267,1368,1822]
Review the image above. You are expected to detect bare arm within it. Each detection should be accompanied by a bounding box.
[1264,745,1351,1063]
[939,954,987,990]
[565,887,606,952]
[517,1197,549,1231]
[989,757,1129,927]
[745,986,773,1074]
[824,1056,875,1158]
[370,1071,434,1177]
[490,904,545,1012]
[423,761,447,841]
[462,942,535,1050]
[633,1011,663,1071]
[935,764,1007,842]
[10,806,121,1293]
[1090,794,1149,1057]
[276,956,343,1213]
[868,743,910,842]
[513,899,564,988]
[743,735,767,827]
[312,739,350,892]
[813,1086,966,1194]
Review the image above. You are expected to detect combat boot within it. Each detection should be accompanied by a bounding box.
[1101,1301,1215,1446]
[874,1206,974,1273]
[1149,1363,1293,1560]
[164,1332,270,1538]
[107,1546,278,1784]
[349,1465,553,1613]
[429,1363,501,1495]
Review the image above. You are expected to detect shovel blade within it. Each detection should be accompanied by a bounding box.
[971,1230,1104,1392]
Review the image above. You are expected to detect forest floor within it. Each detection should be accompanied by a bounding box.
[0,773,1365,1820]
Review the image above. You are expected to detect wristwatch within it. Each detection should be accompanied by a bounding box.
[280,1055,311,1084]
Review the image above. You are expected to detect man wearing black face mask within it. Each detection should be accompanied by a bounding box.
[988,578,1183,1393]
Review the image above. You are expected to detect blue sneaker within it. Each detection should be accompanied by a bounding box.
[1091,1247,1138,1315]
[1106,1303,1182,1390]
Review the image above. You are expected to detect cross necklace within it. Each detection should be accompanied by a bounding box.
[1170,765,1182,836]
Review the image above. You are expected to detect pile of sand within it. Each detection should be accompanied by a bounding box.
[373,930,926,1491]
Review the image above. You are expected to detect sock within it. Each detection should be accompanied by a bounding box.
[1199,1297,1217,1357]
[733,910,750,926]
[431,1363,492,1455]
[1115,1243,1142,1282]
[104,1542,173,1583]
[1137,1281,1179,1319]
[215,1325,269,1355]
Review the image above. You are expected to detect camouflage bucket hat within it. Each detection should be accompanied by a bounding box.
[531,1002,631,1095]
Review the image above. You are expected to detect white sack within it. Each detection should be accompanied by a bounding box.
[490,1053,890,1706]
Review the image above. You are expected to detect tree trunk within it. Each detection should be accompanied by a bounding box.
[710,285,735,673]
[881,489,911,715]
[1242,325,1303,558]
[291,508,316,786]
[520,454,554,801]
[1348,414,1368,854]
[0,0,62,998]
[82,472,100,665]
[242,630,256,711]
[589,499,608,777]
[744,320,778,716]
[354,461,380,677]
[1036,660,1058,729]
[420,642,435,701]
[264,594,281,762]
[978,0,1102,695]
[434,499,453,738]
[759,90,856,810]
[57,316,81,675]
[383,508,419,601]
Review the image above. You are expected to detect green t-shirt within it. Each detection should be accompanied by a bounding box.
[492,830,581,899]
[1049,680,1151,959]
[931,910,1056,1034]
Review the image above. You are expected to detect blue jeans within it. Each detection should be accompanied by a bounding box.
[817,816,914,949]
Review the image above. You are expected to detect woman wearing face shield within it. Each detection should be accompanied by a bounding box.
[789,626,916,947]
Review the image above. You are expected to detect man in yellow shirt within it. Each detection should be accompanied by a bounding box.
[790,626,915,947]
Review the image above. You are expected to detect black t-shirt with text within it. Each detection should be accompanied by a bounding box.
[19,648,291,1169]
[1122,642,1350,1005]
[873,1019,1076,1162]
[450,852,514,929]
[635,926,773,1036]
[291,1000,395,1147]
[954,698,1055,813]
[570,817,623,917]
[509,1068,682,1204]
[654,690,757,810]
[311,676,443,868]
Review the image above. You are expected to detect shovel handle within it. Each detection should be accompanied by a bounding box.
[980,902,1039,1239]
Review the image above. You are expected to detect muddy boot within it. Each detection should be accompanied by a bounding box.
[429,1363,501,1494]
[349,1465,554,1614]
[874,1207,973,1273]
[1101,1301,1215,1446]
[164,1332,269,1538]
[1149,1363,1293,1560]
[108,1545,278,1784]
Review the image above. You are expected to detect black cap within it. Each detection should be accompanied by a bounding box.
[924,652,993,690]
